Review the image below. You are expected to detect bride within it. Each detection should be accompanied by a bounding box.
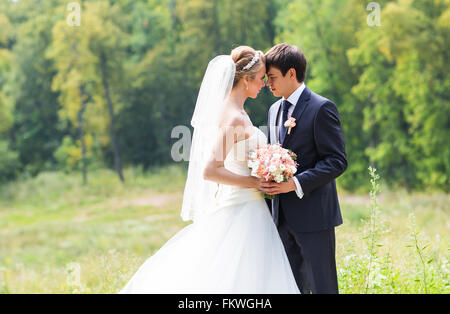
[119,46,300,294]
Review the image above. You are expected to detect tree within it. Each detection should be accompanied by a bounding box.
[0,13,14,134]
[48,16,95,184]
[8,8,66,176]
[115,0,180,169]
[0,12,19,182]
[49,1,129,183]
[348,0,449,190]
[83,1,129,182]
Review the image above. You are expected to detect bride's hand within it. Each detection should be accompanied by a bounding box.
[259,178,297,195]
[250,177,266,190]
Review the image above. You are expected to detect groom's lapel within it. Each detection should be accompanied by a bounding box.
[282,86,311,147]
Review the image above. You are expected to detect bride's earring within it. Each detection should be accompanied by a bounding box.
[246,84,249,90]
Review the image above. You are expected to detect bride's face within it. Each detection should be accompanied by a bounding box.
[245,64,267,99]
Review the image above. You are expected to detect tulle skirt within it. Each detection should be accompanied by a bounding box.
[119,198,299,294]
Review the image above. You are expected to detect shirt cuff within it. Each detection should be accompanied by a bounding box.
[292,177,304,199]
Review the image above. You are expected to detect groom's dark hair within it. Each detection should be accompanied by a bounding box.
[265,43,307,83]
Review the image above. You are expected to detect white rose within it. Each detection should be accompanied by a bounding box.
[275,174,284,183]
[251,170,260,177]
[274,168,282,176]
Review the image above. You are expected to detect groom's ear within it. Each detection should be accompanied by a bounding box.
[288,68,297,80]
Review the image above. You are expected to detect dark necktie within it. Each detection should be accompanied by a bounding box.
[279,100,291,144]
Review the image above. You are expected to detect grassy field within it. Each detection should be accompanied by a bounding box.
[0,166,448,293]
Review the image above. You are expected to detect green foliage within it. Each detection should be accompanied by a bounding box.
[336,168,449,294]
[0,0,448,191]
[277,0,449,191]
[0,50,13,134]
[348,0,449,191]
[0,140,20,183]
[5,5,66,175]
[53,135,91,172]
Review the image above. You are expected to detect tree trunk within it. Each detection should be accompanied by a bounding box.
[78,84,88,185]
[100,53,125,183]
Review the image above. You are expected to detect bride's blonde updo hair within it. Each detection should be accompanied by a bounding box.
[231,46,265,88]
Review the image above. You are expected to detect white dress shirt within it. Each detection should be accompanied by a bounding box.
[278,83,305,199]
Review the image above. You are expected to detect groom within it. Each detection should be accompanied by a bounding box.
[260,43,347,294]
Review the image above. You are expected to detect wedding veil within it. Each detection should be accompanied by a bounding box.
[180,55,236,222]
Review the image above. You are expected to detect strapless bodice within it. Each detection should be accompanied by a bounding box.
[215,126,268,208]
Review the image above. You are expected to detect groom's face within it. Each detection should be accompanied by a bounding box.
[266,67,290,98]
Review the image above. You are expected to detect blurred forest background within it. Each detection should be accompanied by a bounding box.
[0,0,448,294]
[0,0,448,192]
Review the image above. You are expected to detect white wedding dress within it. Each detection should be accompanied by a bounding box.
[119,126,300,294]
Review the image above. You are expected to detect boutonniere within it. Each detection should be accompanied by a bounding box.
[284,116,296,134]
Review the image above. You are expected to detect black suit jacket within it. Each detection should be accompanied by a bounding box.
[266,86,347,232]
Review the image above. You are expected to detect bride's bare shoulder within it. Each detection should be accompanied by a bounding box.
[219,113,244,129]
[218,111,251,142]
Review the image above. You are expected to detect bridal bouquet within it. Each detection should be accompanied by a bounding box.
[247,143,298,199]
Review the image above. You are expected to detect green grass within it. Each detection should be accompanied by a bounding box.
[0,165,448,293]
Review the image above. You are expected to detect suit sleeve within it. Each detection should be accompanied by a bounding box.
[295,101,347,196]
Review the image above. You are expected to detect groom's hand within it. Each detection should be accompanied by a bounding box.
[259,178,297,195]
